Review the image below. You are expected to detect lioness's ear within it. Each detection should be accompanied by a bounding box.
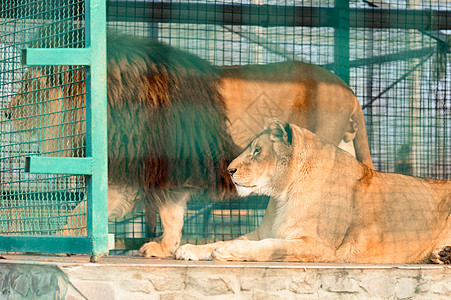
[264,118,293,144]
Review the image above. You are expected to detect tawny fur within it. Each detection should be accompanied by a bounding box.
[175,119,451,264]
[219,61,373,169]
[6,26,375,256]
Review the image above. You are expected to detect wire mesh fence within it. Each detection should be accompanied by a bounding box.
[1,0,449,255]
[105,0,450,254]
[349,1,451,180]
[0,1,88,237]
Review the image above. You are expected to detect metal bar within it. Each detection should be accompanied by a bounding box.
[0,236,91,253]
[85,0,109,260]
[7,0,109,260]
[364,0,451,50]
[3,1,451,30]
[361,51,434,110]
[334,0,350,84]
[106,2,334,27]
[25,157,93,175]
[105,1,451,30]
[21,48,91,66]
[223,25,305,61]
[320,47,435,70]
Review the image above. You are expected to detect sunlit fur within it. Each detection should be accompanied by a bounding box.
[219,62,374,169]
[6,28,376,256]
[176,119,450,263]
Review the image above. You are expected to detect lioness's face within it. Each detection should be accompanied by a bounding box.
[228,119,293,197]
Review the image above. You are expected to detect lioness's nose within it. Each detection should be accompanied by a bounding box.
[3,111,11,120]
[228,168,237,175]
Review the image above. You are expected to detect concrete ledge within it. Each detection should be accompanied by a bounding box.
[0,255,450,299]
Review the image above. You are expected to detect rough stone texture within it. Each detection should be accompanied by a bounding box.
[0,255,450,299]
[143,270,184,291]
[321,271,361,293]
[290,272,320,294]
[395,277,418,299]
[360,272,396,299]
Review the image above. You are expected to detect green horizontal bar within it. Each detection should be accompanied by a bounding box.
[25,157,93,175]
[0,235,92,254]
[21,48,91,66]
[107,1,451,30]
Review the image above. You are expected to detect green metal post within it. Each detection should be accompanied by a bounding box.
[334,0,350,84]
[85,0,109,261]
[13,0,109,260]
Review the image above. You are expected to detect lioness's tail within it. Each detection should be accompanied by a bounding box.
[352,97,375,169]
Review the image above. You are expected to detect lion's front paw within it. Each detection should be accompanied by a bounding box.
[211,241,249,261]
[174,244,213,261]
[139,241,173,258]
[431,246,451,264]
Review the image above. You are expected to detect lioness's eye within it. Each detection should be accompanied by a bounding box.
[253,146,261,156]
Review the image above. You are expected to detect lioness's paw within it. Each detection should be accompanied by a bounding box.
[139,241,172,258]
[431,246,451,264]
[211,241,249,261]
[174,244,212,261]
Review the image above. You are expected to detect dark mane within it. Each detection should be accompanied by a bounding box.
[13,24,240,212]
[106,34,239,205]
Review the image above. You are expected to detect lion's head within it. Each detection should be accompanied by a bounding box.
[227,118,296,197]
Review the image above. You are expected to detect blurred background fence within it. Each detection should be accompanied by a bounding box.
[1,0,450,254]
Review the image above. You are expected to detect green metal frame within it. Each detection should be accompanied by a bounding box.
[334,0,350,84]
[0,0,109,260]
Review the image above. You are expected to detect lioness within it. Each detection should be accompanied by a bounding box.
[175,119,451,264]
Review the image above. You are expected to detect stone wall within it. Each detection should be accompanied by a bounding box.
[0,255,450,299]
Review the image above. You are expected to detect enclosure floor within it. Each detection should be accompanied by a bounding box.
[1,253,449,268]
[1,254,450,299]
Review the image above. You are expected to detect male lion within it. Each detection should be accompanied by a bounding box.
[4,30,373,257]
[175,119,451,264]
